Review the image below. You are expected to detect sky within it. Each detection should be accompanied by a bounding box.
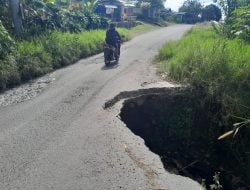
[165,0,215,11]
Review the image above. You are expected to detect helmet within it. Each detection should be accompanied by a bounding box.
[109,23,116,29]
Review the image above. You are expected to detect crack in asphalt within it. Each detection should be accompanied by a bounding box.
[104,87,181,109]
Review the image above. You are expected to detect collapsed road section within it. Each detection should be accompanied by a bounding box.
[105,86,249,190]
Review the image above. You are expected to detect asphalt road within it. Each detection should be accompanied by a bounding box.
[0,25,201,190]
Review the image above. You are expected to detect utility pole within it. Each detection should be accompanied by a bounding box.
[9,0,23,35]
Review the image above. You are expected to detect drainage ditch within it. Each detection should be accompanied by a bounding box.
[118,88,249,190]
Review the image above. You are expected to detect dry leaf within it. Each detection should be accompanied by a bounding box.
[218,130,234,140]
[233,122,243,127]
[233,128,240,138]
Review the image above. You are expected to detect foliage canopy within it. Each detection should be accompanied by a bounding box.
[201,4,222,21]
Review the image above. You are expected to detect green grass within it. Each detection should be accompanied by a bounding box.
[158,26,250,188]
[0,55,20,89]
[0,24,157,91]
[127,23,159,37]
[0,29,109,90]
[158,26,250,118]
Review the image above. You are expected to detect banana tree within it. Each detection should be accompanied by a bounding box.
[82,0,95,13]
[0,20,15,58]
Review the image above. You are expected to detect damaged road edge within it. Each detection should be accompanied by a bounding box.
[103,87,182,109]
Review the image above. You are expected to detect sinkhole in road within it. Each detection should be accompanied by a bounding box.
[119,88,249,190]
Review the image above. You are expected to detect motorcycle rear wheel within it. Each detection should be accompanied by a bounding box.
[105,58,110,66]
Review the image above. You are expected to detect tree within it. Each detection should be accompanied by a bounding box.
[0,20,15,59]
[9,0,23,35]
[213,0,250,40]
[179,0,202,17]
[201,4,222,21]
[137,0,166,19]
[138,0,165,9]
[0,0,13,31]
[82,0,95,13]
[149,0,165,9]
[229,5,250,41]
[213,0,250,16]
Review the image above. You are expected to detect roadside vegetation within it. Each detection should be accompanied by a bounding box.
[158,26,250,118]
[1,19,160,91]
[0,0,164,92]
[158,1,250,189]
[127,23,159,37]
[0,26,135,91]
[1,0,109,91]
[158,26,250,189]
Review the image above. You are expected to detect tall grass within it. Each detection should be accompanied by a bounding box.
[158,26,250,188]
[43,30,106,68]
[0,55,20,89]
[158,26,250,118]
[0,28,131,91]
[18,40,53,80]
[126,23,159,37]
[0,24,157,91]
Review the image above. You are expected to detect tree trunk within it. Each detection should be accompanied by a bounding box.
[9,0,22,35]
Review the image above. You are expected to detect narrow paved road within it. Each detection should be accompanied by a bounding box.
[0,25,200,190]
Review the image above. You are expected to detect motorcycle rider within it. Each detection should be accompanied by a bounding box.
[105,23,121,57]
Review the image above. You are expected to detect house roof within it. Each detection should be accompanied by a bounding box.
[94,0,137,7]
[105,5,118,8]
[120,0,137,7]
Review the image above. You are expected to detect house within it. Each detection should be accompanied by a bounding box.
[175,12,197,24]
[94,0,139,21]
[159,8,172,20]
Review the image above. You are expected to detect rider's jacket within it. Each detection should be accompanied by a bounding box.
[105,28,121,47]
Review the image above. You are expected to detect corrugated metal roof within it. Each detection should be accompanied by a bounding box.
[94,0,137,7]
[105,5,118,8]
[120,0,137,6]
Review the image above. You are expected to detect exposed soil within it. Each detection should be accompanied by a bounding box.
[119,87,250,190]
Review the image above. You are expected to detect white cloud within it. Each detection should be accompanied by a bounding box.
[165,0,214,11]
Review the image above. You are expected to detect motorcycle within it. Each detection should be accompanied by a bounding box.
[103,41,120,66]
